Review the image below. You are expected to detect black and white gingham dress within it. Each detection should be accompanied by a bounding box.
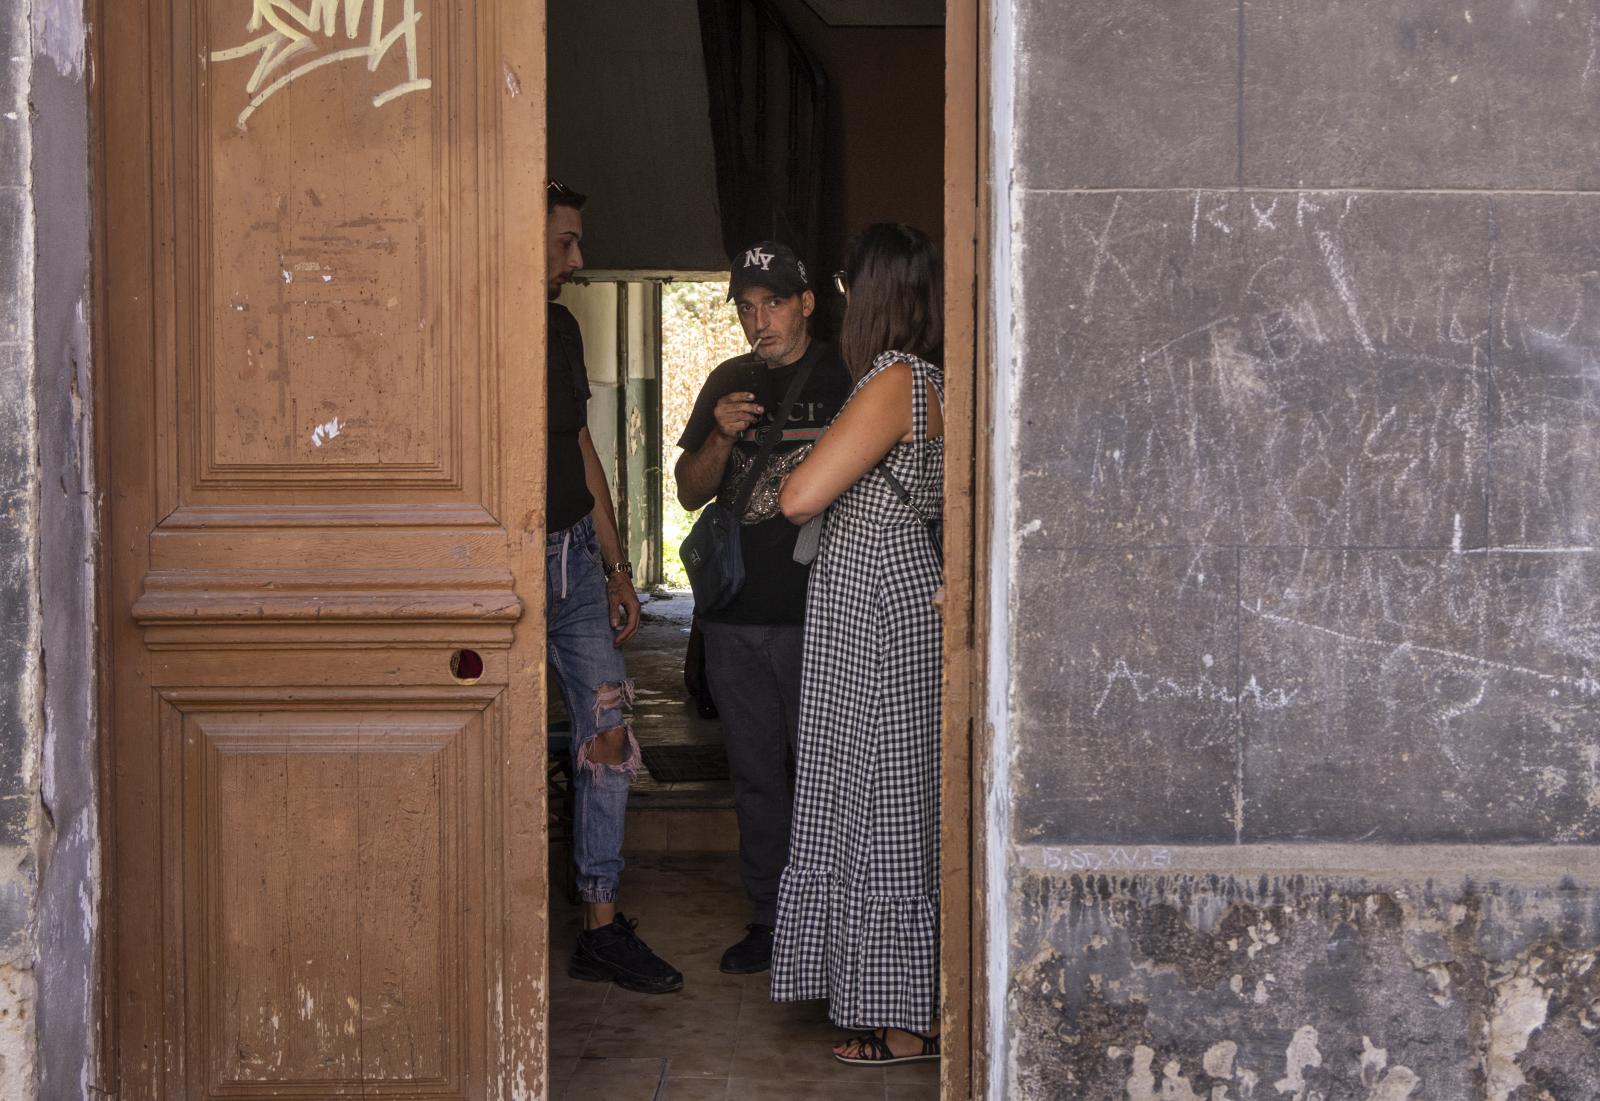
[771,350,943,1032]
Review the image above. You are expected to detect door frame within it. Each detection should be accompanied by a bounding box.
[940,0,993,1097]
[89,0,991,1094]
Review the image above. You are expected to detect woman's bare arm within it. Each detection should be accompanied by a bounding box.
[778,362,915,525]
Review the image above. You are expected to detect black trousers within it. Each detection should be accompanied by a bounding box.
[699,619,803,927]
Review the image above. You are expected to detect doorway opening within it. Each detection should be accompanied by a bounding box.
[659,279,751,589]
[543,271,745,898]
[555,275,750,592]
[545,1,975,1098]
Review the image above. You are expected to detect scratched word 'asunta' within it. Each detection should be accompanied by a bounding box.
[211,0,433,130]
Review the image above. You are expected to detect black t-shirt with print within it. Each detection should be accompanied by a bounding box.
[679,339,852,625]
[548,303,596,533]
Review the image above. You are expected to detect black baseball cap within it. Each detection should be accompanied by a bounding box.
[727,240,811,300]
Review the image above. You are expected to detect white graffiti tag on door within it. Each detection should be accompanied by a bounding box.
[211,0,433,130]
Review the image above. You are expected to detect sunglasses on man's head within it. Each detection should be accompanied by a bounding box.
[547,178,576,199]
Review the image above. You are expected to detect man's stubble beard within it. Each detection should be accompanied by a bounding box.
[755,331,806,367]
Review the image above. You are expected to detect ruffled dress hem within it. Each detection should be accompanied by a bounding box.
[772,864,940,1032]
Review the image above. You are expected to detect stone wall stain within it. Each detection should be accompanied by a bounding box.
[1008,870,1600,1099]
[0,0,40,1094]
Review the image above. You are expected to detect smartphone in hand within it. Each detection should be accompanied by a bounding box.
[737,356,771,412]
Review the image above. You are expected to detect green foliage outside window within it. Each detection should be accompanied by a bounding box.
[659,281,750,588]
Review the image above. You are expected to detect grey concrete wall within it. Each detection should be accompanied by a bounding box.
[0,0,41,1093]
[999,3,1600,1098]
[30,0,98,1095]
[0,0,99,1096]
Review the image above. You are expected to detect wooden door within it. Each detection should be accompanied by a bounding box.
[97,2,549,1096]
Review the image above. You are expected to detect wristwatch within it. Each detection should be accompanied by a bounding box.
[603,560,633,579]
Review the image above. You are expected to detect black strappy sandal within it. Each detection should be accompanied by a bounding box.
[832,1027,941,1067]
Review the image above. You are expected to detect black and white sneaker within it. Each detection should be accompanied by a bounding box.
[570,914,684,994]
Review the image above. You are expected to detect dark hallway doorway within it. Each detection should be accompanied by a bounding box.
[545,1,957,1097]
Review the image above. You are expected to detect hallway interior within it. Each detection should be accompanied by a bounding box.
[547,594,940,1100]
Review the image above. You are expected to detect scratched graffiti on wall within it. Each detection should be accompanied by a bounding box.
[210,0,432,130]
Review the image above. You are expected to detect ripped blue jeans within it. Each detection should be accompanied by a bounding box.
[547,515,638,903]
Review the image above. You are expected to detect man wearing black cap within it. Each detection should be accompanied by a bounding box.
[675,241,852,974]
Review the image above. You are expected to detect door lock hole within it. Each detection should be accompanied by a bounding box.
[450,649,484,683]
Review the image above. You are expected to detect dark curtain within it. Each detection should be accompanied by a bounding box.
[697,0,829,270]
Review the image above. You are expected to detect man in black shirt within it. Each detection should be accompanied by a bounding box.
[675,241,852,974]
[545,179,681,994]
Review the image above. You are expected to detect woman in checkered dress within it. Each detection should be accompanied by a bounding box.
[773,224,944,1066]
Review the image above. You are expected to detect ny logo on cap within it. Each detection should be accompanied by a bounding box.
[743,247,775,270]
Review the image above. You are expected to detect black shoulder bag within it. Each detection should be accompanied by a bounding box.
[681,360,815,612]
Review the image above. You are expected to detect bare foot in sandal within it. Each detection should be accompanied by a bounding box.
[832,1027,941,1066]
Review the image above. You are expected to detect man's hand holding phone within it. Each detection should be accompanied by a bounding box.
[714,390,765,441]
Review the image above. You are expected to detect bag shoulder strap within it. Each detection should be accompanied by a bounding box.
[876,461,928,524]
[877,460,943,567]
[726,359,815,516]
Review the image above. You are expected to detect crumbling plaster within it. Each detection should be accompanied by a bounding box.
[29,0,99,1090]
[0,0,99,1096]
[0,0,44,1094]
[1009,859,1599,1100]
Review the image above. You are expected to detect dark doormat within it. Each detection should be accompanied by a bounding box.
[639,744,729,783]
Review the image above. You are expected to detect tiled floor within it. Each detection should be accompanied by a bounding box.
[550,851,941,1101]
[625,593,736,806]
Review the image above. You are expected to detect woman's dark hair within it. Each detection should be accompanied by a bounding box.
[838,223,942,381]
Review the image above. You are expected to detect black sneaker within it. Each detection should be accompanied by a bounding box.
[719,923,774,974]
[570,914,684,994]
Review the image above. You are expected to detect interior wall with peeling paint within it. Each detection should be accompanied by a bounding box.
[997,3,1600,1098]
